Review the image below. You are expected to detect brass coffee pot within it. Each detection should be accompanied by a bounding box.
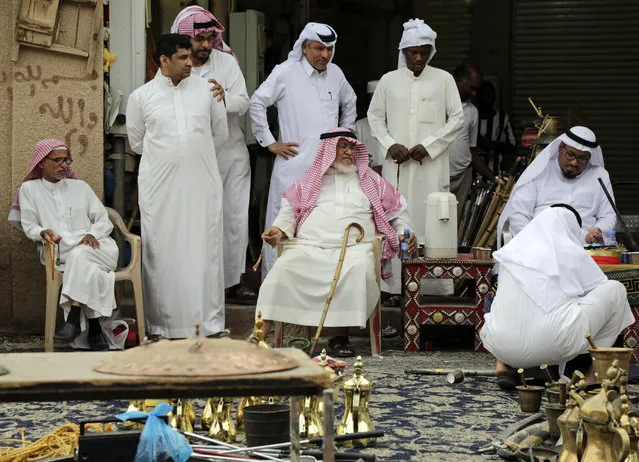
[558,371,587,462]
[619,375,639,462]
[168,398,195,432]
[337,356,375,448]
[237,312,281,431]
[206,397,237,443]
[299,395,323,438]
[316,348,344,423]
[579,361,630,462]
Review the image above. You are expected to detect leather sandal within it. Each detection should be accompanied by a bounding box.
[328,336,356,358]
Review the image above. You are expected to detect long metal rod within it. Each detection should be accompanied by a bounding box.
[405,368,498,377]
[182,431,282,461]
[598,177,639,251]
[322,389,335,462]
[290,396,301,462]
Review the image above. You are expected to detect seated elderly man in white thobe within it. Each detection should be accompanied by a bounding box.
[8,139,118,351]
[255,128,416,357]
[498,126,616,246]
[482,205,634,386]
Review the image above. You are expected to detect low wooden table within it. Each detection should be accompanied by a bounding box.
[402,254,494,352]
[0,348,332,461]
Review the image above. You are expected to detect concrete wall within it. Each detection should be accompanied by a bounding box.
[0,0,104,333]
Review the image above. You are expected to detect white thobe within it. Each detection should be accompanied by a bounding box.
[481,268,634,368]
[257,171,411,327]
[19,178,118,321]
[249,58,357,278]
[192,50,251,288]
[368,66,464,293]
[356,117,383,168]
[449,101,478,177]
[507,162,617,243]
[126,70,229,338]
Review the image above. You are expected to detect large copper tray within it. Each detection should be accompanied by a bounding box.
[94,337,299,377]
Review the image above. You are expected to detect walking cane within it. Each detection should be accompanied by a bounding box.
[309,222,365,357]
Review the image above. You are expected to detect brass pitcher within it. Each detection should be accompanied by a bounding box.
[580,361,630,462]
[209,397,237,443]
[316,348,344,423]
[299,395,323,438]
[168,398,194,432]
[337,356,375,448]
[619,375,639,462]
[201,398,214,431]
[558,372,587,462]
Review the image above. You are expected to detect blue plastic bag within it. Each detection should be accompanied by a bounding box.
[116,403,193,462]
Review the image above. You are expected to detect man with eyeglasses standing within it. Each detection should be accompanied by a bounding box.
[171,6,256,304]
[8,139,118,350]
[498,126,616,246]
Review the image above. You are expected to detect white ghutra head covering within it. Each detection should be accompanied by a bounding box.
[287,22,338,63]
[397,19,437,69]
[497,126,605,247]
[494,206,607,313]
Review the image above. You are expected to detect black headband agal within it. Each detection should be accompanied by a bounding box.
[316,27,336,43]
[551,203,583,228]
[565,129,598,149]
[194,20,219,30]
[320,130,356,140]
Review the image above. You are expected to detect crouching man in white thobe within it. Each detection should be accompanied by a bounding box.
[9,139,118,350]
[481,205,634,385]
[254,128,416,357]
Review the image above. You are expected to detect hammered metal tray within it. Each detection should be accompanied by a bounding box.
[94,338,299,377]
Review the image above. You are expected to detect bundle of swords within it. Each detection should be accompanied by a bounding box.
[458,98,559,249]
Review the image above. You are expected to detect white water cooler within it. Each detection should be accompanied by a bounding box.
[424,192,458,258]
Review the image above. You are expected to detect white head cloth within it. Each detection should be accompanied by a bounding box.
[397,19,437,69]
[366,80,379,94]
[494,207,607,313]
[287,22,337,63]
[497,126,605,247]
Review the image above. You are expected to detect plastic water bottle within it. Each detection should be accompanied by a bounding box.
[400,228,411,262]
[607,230,618,246]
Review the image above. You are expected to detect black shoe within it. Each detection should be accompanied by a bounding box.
[207,329,230,339]
[54,322,81,342]
[88,331,109,351]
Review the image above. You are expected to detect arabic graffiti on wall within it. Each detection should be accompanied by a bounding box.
[1,65,100,155]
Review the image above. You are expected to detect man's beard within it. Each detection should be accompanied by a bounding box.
[330,162,358,175]
[561,169,578,179]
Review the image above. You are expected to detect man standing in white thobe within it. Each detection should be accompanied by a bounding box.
[356,80,383,170]
[126,34,229,338]
[497,126,616,246]
[255,128,415,357]
[368,19,464,300]
[449,62,495,223]
[249,22,357,278]
[171,6,255,302]
[9,139,117,350]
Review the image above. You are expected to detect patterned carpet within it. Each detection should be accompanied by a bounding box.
[0,342,534,462]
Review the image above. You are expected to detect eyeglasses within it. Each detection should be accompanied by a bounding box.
[193,34,217,43]
[46,156,73,166]
[562,146,590,164]
[336,142,355,151]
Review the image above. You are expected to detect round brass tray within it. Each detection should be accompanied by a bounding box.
[585,245,626,257]
[94,337,299,377]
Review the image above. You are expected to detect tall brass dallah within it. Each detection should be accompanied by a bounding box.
[206,397,237,443]
[557,371,586,462]
[299,395,323,438]
[236,312,281,431]
[337,356,375,448]
[315,348,344,423]
[579,360,630,462]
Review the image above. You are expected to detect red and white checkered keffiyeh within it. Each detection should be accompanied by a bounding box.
[283,128,403,277]
[9,139,77,222]
[170,6,235,57]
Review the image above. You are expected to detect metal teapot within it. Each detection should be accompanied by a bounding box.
[337,356,376,448]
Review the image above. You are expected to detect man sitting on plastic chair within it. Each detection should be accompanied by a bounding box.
[254,128,416,357]
[9,139,119,351]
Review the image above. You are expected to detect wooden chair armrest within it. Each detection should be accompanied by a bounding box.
[277,237,297,257]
